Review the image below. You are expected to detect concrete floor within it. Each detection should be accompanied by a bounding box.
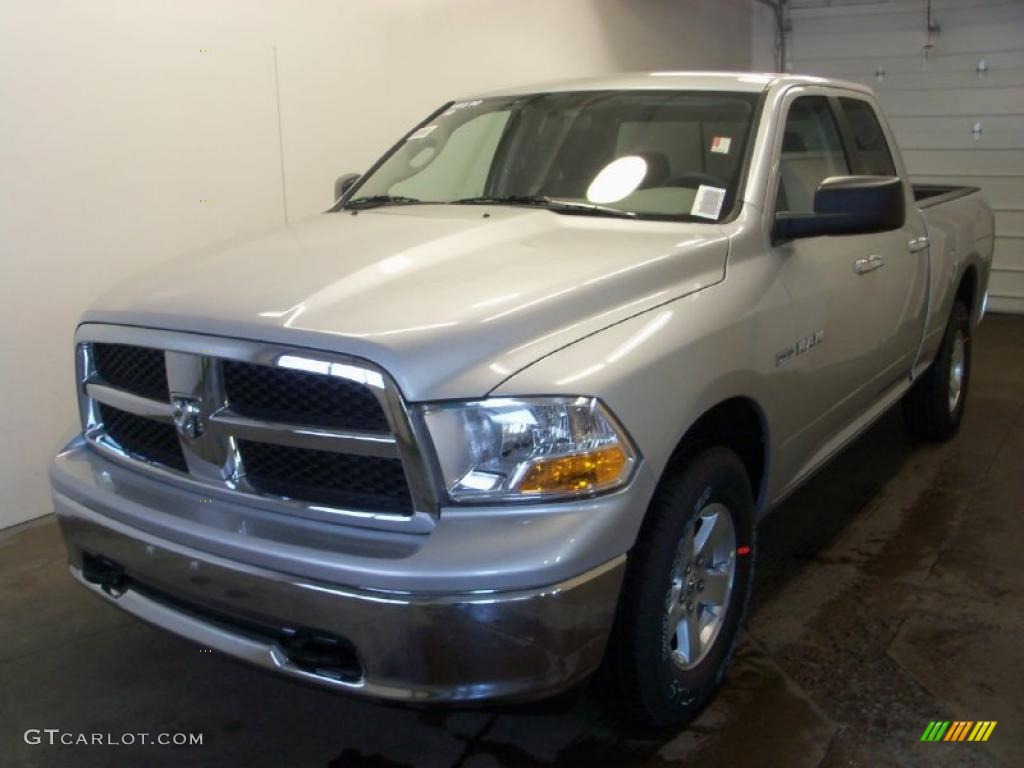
[2,314,1022,768]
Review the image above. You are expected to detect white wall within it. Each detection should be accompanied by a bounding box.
[0,0,759,529]
[786,0,1024,313]
[751,2,781,72]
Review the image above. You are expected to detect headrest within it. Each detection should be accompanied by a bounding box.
[782,131,806,153]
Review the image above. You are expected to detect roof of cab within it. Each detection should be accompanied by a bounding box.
[465,71,874,99]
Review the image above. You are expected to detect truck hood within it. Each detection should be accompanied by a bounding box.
[84,206,728,400]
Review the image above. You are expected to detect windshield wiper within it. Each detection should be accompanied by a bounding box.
[345,194,423,210]
[452,195,545,206]
[451,195,636,219]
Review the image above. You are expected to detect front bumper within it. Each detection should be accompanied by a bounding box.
[52,441,640,703]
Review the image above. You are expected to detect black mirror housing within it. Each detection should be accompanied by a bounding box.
[775,175,905,241]
[334,173,360,203]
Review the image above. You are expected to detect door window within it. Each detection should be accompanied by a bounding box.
[839,97,897,176]
[776,96,849,214]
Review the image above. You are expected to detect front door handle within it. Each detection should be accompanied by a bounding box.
[908,236,930,253]
[854,254,885,275]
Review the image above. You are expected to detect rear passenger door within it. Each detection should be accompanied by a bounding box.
[836,95,928,389]
[769,93,885,464]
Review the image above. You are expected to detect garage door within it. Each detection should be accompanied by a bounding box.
[786,0,1024,314]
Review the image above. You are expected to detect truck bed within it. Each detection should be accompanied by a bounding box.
[913,183,980,209]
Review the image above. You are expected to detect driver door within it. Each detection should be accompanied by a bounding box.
[769,93,884,475]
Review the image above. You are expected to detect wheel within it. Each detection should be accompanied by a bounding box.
[902,300,971,442]
[611,446,755,729]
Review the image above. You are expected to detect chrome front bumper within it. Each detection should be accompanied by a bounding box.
[52,442,636,703]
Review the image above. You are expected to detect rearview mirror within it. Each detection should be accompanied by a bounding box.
[774,176,905,241]
[334,173,360,203]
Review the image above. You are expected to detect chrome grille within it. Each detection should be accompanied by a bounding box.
[76,326,437,531]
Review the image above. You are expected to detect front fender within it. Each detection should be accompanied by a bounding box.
[490,273,793,536]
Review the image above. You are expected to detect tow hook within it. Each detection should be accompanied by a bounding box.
[82,552,128,598]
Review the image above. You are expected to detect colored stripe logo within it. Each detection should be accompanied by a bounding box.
[920,721,997,742]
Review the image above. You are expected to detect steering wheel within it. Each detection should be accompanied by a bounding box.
[665,172,728,189]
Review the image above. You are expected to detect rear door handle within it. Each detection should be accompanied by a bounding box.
[854,254,885,275]
[908,236,930,253]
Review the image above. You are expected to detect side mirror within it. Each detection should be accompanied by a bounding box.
[334,173,360,203]
[774,175,905,241]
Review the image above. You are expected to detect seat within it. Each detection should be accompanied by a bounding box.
[779,131,846,213]
[782,130,806,153]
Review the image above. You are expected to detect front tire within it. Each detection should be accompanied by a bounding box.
[611,446,754,729]
[902,300,972,441]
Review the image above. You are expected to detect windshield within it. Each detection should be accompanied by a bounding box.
[345,90,759,221]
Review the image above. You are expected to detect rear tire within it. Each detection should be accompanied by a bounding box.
[902,300,971,442]
[610,446,754,729]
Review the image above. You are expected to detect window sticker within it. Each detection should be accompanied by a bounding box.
[710,136,732,154]
[407,125,437,141]
[691,185,727,220]
[443,99,483,116]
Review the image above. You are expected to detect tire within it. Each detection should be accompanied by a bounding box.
[610,446,755,729]
[902,300,971,442]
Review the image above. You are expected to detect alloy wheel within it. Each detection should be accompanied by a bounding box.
[949,330,966,413]
[664,502,737,670]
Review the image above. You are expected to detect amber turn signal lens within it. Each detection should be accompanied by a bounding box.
[516,445,628,494]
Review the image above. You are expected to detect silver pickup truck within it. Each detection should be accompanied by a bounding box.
[52,73,993,727]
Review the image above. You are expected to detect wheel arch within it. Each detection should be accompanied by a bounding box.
[657,396,770,515]
[955,261,980,324]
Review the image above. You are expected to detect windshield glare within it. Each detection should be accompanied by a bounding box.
[347,90,758,221]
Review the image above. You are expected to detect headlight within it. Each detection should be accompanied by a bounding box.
[420,397,638,503]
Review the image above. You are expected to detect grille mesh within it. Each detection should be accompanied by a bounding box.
[239,440,412,512]
[98,403,187,472]
[94,343,169,401]
[223,361,389,432]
